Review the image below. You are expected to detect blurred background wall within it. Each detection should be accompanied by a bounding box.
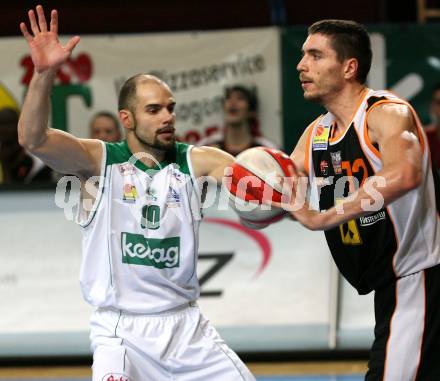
[0,0,421,37]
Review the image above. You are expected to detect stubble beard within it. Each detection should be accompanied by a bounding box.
[133,123,175,152]
[303,82,339,105]
[302,81,323,104]
[303,90,326,106]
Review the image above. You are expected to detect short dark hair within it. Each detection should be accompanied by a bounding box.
[118,74,170,113]
[118,74,144,112]
[224,85,258,112]
[308,20,372,84]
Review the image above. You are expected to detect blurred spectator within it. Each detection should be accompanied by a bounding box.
[198,85,277,156]
[425,83,440,171]
[0,107,52,184]
[89,111,122,142]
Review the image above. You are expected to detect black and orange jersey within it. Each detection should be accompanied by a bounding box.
[304,89,440,294]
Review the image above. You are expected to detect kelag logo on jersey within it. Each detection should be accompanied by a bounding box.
[121,233,180,268]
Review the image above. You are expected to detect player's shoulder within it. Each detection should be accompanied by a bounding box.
[366,89,410,114]
[367,101,416,139]
[367,101,413,126]
[102,140,133,166]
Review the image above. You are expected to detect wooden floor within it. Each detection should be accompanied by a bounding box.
[0,361,368,378]
[249,361,367,375]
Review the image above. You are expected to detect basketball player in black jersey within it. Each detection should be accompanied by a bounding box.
[279,20,440,380]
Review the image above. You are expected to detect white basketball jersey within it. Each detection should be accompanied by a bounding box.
[77,141,202,313]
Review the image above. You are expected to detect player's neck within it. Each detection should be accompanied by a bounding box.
[126,136,167,166]
[324,84,368,134]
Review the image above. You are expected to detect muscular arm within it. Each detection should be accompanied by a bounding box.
[18,5,101,179]
[18,70,101,178]
[190,146,234,182]
[289,103,423,230]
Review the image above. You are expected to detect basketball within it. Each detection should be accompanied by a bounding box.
[226,147,296,229]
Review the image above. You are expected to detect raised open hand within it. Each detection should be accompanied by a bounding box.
[20,5,80,73]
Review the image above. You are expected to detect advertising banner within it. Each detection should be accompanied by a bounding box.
[0,28,281,146]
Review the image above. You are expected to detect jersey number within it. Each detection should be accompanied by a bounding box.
[337,159,368,245]
[141,205,160,230]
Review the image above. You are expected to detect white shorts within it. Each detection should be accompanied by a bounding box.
[90,303,255,381]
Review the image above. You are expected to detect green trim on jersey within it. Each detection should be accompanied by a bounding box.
[105,140,131,166]
[175,142,190,175]
[105,141,191,175]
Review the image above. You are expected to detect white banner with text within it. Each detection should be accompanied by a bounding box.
[0,28,281,146]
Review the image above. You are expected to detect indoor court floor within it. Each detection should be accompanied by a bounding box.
[0,361,367,380]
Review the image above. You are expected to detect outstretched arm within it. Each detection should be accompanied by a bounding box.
[190,146,234,182]
[18,5,101,179]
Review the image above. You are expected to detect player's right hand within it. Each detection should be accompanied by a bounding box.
[20,5,80,73]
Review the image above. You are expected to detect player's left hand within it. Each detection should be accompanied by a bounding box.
[20,5,80,73]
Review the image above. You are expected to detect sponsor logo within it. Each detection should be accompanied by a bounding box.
[166,185,181,207]
[336,198,362,245]
[121,232,180,268]
[340,220,363,245]
[312,125,330,151]
[320,160,329,176]
[359,211,386,226]
[118,163,135,176]
[330,151,342,174]
[316,126,325,136]
[122,184,137,203]
[102,373,131,381]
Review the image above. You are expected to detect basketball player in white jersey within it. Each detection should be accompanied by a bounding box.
[18,6,255,381]
[277,20,440,380]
